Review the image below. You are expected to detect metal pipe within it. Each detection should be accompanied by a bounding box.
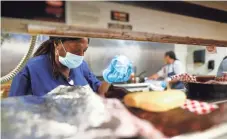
[0,35,37,84]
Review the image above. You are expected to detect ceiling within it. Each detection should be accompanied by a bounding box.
[187,1,227,12]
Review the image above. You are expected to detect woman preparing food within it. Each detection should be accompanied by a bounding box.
[148,51,185,89]
[9,37,132,97]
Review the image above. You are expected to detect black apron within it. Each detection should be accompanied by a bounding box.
[167,61,184,89]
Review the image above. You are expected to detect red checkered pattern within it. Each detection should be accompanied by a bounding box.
[215,73,227,82]
[171,73,196,83]
[171,73,227,84]
[181,99,219,115]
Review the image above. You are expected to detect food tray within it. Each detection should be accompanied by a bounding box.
[184,82,227,101]
[171,73,227,101]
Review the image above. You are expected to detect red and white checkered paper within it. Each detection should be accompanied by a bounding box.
[170,73,196,83]
[215,73,227,82]
[181,99,219,115]
[171,73,227,83]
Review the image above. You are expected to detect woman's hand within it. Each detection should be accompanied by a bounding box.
[98,81,111,97]
[148,74,159,80]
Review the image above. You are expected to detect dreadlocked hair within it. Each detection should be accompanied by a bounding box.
[33,39,59,77]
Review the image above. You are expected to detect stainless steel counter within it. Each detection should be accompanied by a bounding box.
[113,83,150,92]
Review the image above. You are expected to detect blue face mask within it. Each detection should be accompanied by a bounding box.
[58,41,84,69]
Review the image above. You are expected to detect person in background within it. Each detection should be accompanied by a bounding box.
[148,51,185,89]
[217,56,227,77]
[9,37,111,97]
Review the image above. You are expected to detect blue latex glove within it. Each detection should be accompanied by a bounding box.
[103,55,133,83]
[161,81,167,88]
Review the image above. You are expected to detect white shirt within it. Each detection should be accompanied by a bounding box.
[157,60,184,79]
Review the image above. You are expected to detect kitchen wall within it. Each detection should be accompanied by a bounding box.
[1,34,174,77]
[85,38,174,76]
[174,45,227,75]
[174,44,188,73]
[1,35,48,77]
[2,33,226,78]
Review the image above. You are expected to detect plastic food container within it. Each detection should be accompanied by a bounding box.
[184,83,227,101]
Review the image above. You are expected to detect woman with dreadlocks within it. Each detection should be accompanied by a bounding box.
[9,37,111,97]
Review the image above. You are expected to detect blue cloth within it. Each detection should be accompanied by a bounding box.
[9,54,101,97]
[103,55,133,83]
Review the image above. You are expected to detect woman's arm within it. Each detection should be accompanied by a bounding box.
[9,66,31,97]
[148,67,164,80]
[98,81,111,97]
[82,61,111,96]
[148,73,159,80]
